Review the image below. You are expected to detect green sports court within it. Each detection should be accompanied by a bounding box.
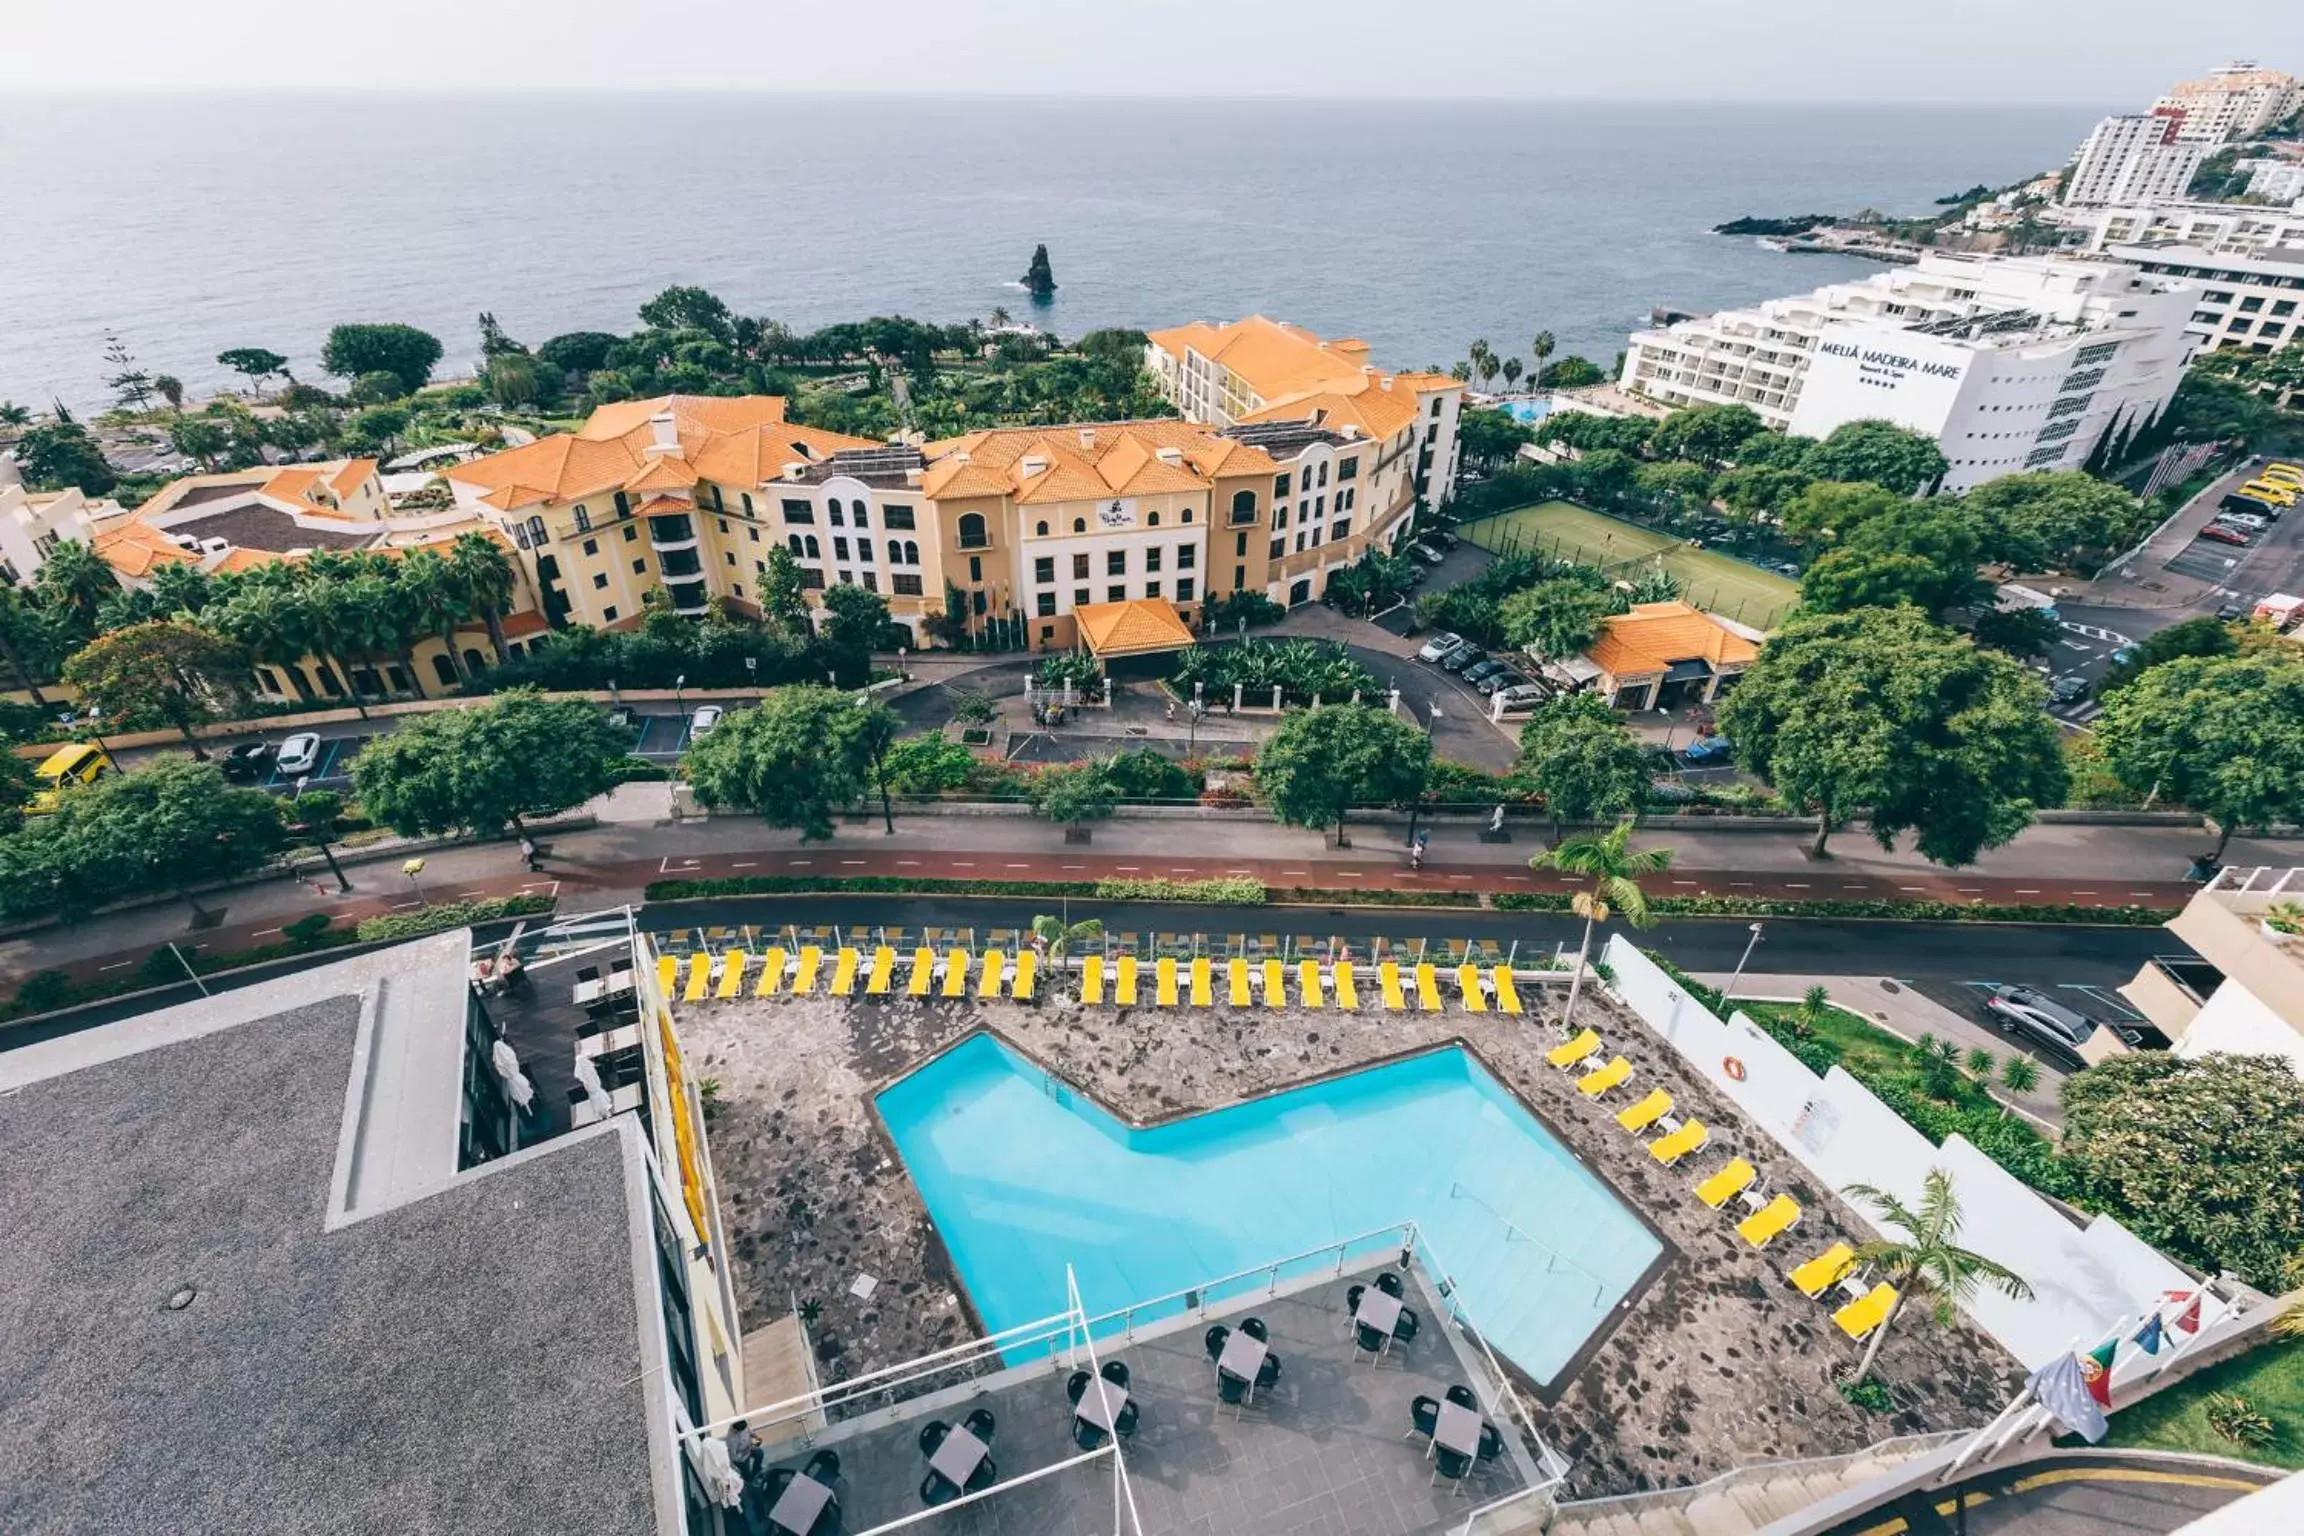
[1459,499,1800,629]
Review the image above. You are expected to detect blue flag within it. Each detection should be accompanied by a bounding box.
[2133,1313,2165,1356]
[2027,1351,2109,1443]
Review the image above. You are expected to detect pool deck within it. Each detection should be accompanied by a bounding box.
[743,1265,1533,1536]
[680,977,2021,1499]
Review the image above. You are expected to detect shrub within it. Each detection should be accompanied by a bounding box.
[1200,591,1286,633]
[1104,748,1198,802]
[138,946,191,987]
[1172,637,1378,706]
[607,755,671,784]
[2205,1392,2277,1449]
[283,913,335,948]
[12,970,72,1014]
[1092,876,1266,904]
[1837,1375,1893,1412]
[1035,652,1101,693]
[354,894,554,943]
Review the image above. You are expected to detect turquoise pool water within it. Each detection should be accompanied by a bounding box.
[875,1036,1661,1384]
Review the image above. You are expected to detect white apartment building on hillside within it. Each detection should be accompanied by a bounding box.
[2106,241,2304,353]
[2153,62,2303,144]
[1620,253,2199,492]
[2064,114,2207,208]
[2067,200,2304,254]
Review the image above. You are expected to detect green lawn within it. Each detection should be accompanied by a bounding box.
[2098,1337,2304,1470]
[1460,499,1800,629]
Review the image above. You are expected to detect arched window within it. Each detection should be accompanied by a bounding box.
[905,540,920,565]
[1148,512,1160,527]
[1072,517,1086,533]
[1035,520,1049,537]
[527,515,547,547]
[958,512,988,549]
[741,492,754,516]
[1232,489,1255,523]
[1183,507,1193,523]
[827,498,845,527]
[806,535,821,559]
[788,534,805,556]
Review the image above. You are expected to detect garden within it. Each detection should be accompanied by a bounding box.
[1169,638,1381,706]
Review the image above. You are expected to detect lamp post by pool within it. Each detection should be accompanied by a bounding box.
[1722,922,1764,1005]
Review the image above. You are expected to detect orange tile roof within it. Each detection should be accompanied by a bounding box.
[622,455,700,492]
[1150,316,1458,438]
[576,394,787,442]
[919,419,1277,504]
[1584,602,1760,680]
[1074,598,1197,657]
[261,467,324,504]
[330,459,378,499]
[92,519,194,579]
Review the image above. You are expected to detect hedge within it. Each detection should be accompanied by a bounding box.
[1495,891,2174,925]
[645,872,1482,910]
[1093,876,1266,904]
[353,894,557,943]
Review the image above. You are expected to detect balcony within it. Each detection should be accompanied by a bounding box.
[667,581,709,616]
[957,533,992,551]
[649,514,698,551]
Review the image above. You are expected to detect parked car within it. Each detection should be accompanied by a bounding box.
[2213,603,2247,623]
[2049,676,2090,705]
[1410,542,1447,567]
[2220,492,2282,520]
[1425,529,1460,550]
[2215,511,2269,533]
[1461,658,1508,685]
[1979,983,2139,1063]
[274,732,324,777]
[1440,645,1484,674]
[1679,734,1734,766]
[1417,631,1468,664]
[2199,523,2253,547]
[218,742,276,782]
[689,705,724,738]
[1493,683,1548,710]
[1476,668,1525,696]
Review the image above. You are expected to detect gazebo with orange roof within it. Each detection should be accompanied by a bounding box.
[1070,598,1198,677]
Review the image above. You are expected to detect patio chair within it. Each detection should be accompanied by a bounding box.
[1789,1243,1858,1299]
[964,1406,995,1443]
[1066,1369,1091,1404]
[1115,956,1139,1005]
[762,1467,796,1502]
[682,953,711,1002]
[1218,1371,1250,1409]
[964,1456,997,1493]
[907,947,935,997]
[1548,1029,1601,1069]
[757,946,788,997]
[1445,1384,1478,1410]
[1491,965,1523,1015]
[1114,1400,1140,1436]
[1240,1316,1269,1343]
[803,1449,839,1482]
[1299,959,1326,1007]
[1375,1271,1404,1299]
[655,953,679,996]
[1736,1193,1802,1248]
[1354,1321,1389,1355]
[716,952,749,998]
[1256,1353,1281,1391]
[1616,1088,1673,1134]
[1100,1359,1131,1390]
[1379,961,1407,1010]
[1156,957,1178,1006]
[1072,1419,1108,1452]
[1394,1307,1420,1346]
[1080,954,1105,1004]
[865,946,895,995]
[1433,1446,1474,1488]
[1413,962,1442,1011]
[1228,958,1252,1007]
[1190,957,1212,1006]
[1457,962,1487,1012]
[919,1421,949,1457]
[1649,1119,1709,1165]
[1204,1325,1230,1363]
[1476,1424,1505,1463]
[1576,1056,1632,1097]
[920,1472,959,1507]
[977,950,1007,1000]
[1262,958,1286,1007]
[793,946,823,994]
[1695,1158,1757,1208]
[1332,961,1360,1009]
[1834,1282,1899,1341]
[940,948,969,997]
[1408,1395,1440,1441]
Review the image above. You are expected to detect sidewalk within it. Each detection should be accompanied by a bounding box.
[10,788,2294,987]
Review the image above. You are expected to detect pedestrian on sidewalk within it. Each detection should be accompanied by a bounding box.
[520,836,542,873]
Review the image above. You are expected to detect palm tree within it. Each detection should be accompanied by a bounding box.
[1530,819,1673,1029]
[213,587,316,703]
[447,531,518,664]
[2000,1056,2040,1096]
[1532,331,1556,375]
[1841,1169,2034,1383]
[1467,339,1492,387]
[1031,914,1105,959]
[0,400,31,432]
[1501,357,1523,389]
[0,587,54,706]
[397,549,471,687]
[35,540,118,631]
[989,305,1013,329]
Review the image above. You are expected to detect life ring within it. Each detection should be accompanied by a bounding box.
[1723,1056,1747,1081]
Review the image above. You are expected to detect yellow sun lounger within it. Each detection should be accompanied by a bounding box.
[1649,1119,1709,1165]
[1379,962,1406,1010]
[1413,963,1442,1012]
[1577,1056,1632,1097]
[1190,957,1212,1007]
[1491,966,1523,1015]
[1299,960,1325,1008]
[1833,1283,1898,1340]
[656,953,679,996]
[1616,1088,1672,1134]
[977,951,1006,999]
[1548,1029,1602,1070]
[1695,1158,1757,1208]
[907,948,935,996]
[1115,956,1139,1006]
[1737,1194,1802,1248]
[756,946,788,996]
[1790,1243,1857,1299]
[683,954,712,1002]
[1013,951,1038,1000]
[829,947,860,996]
[865,946,895,995]
[1156,957,1178,1006]
[1456,963,1487,1013]
[1260,959,1284,1007]
[1081,954,1105,1004]
[1228,958,1252,1007]
[1333,962,1360,1010]
[716,952,749,998]
[940,949,968,997]
[793,946,823,995]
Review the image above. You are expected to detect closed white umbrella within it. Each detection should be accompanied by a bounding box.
[489,1040,535,1110]
[688,1433,746,1508]
[572,1052,613,1117]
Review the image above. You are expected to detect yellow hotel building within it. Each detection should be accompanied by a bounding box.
[445,317,1463,653]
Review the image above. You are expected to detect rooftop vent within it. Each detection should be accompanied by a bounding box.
[644,410,680,456]
[201,537,230,555]
[1078,429,1097,449]
[1154,446,1184,465]
[1020,454,1049,477]
[781,462,808,480]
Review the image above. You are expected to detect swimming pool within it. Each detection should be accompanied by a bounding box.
[874,1035,1662,1384]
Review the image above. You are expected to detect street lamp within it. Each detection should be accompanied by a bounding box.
[1722,922,1764,1005]
[673,673,686,723]
[402,857,428,904]
[291,774,351,894]
[83,706,115,765]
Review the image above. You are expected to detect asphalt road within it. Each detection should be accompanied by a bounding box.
[1828,1453,2278,1535]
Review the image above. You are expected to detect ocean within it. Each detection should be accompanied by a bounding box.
[0,94,2102,412]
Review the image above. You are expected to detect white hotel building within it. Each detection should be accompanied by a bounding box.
[1619,254,2200,492]
[2062,114,2206,209]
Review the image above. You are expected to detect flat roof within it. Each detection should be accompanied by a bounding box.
[0,942,674,1535]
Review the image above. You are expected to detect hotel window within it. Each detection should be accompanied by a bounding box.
[863,571,878,592]
[833,537,851,561]
[1145,581,1161,599]
[741,492,754,516]
[633,558,646,573]
[1072,517,1086,533]
[1176,545,1195,569]
[969,556,982,582]
[1182,507,1193,523]
[725,551,736,565]
[1148,512,1160,527]
[591,572,608,590]
[958,513,989,549]
[1176,578,1195,602]
[1296,531,1309,552]
[828,499,845,527]
[1274,473,1290,499]
[893,574,923,596]
[781,499,814,524]
[717,517,729,534]
[857,539,874,563]
[1144,548,1162,573]
[851,503,868,529]
[1108,584,1126,602]
[1338,456,1359,481]
[1315,495,1325,518]
[624,525,638,541]
[1331,519,1350,541]
[1232,567,1245,590]
[1272,504,1287,530]
[883,504,916,530]
[748,526,759,542]
[1072,552,1090,579]
[731,584,743,597]
[1235,532,1248,557]
[1036,592,1056,617]
[1316,462,1328,488]
[1074,588,1090,607]
[1035,521,1049,537]
[1231,490,1256,524]
[1269,538,1285,560]
[527,516,547,547]
[614,491,631,518]
[1034,556,1056,584]
[602,605,618,623]
[573,505,592,532]
[1107,550,1126,576]
[755,559,767,574]
[582,538,598,557]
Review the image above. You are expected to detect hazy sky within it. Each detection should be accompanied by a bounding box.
[7,1,2299,100]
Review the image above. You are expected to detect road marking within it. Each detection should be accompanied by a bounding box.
[1785,882,1810,889]
[897,860,922,867]
[1503,875,1529,882]
[950,861,974,868]
[100,960,132,971]
[788,859,813,866]
[1900,886,1926,892]
[1061,864,1086,870]
[2128,891,2155,897]
[1337,872,1362,878]
[839,859,865,866]
[254,926,283,937]
[1673,880,1697,886]
[2015,888,2040,895]
[1281,870,1308,876]
[1114,865,1140,871]
[1006,863,1030,869]
[2072,890,2096,895]
[391,900,422,909]
[1957,888,1983,894]
[732,861,758,868]
[1730,881,1753,887]
[1842,884,1865,890]
[1448,875,1471,881]
[2008,1467,2265,1495]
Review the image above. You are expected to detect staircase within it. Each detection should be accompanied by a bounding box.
[1545,1431,1965,1535]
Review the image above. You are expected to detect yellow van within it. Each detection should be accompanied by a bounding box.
[2261,462,2304,488]
[29,743,115,814]
[2240,478,2298,507]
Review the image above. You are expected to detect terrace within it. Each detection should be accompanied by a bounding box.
[667,925,2022,1506]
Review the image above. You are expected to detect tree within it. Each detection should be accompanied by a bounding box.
[485,353,541,408]
[2095,651,2304,858]
[1967,606,2060,658]
[819,581,893,685]
[836,697,903,834]
[217,347,289,398]
[1799,503,1990,619]
[1780,480,1909,547]
[0,401,31,431]
[1799,420,1947,495]
[638,286,734,342]
[1031,914,1105,958]
[34,539,118,628]
[536,331,621,376]
[1531,331,1555,373]
[1650,403,1766,469]
[169,416,231,471]
[1499,579,1617,661]
[60,621,250,756]
[1516,693,1652,844]
[1500,357,1523,389]
[1531,819,1671,1028]
[1456,407,1535,475]
[0,757,285,923]
[1537,356,1605,389]
[350,689,630,837]
[1255,703,1432,845]
[683,686,872,840]
[1840,1170,2034,1382]
[0,750,32,834]
[476,311,526,358]
[0,587,64,705]
[102,332,155,411]
[1716,606,2067,863]
[881,733,976,796]
[447,530,519,663]
[321,323,444,395]
[1032,761,1118,833]
[12,414,116,495]
[2098,615,2235,693]
[756,544,812,640]
[1960,471,2140,572]
[152,375,185,412]
[396,548,473,685]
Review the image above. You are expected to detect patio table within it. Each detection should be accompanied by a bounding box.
[1216,1331,1269,1388]
[928,1424,988,1488]
[1354,1290,1403,1336]
[1434,1400,1483,1459]
[768,1471,834,1534]
[1076,1378,1131,1433]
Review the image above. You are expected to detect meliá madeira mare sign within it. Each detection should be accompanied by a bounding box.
[1818,339,1964,388]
